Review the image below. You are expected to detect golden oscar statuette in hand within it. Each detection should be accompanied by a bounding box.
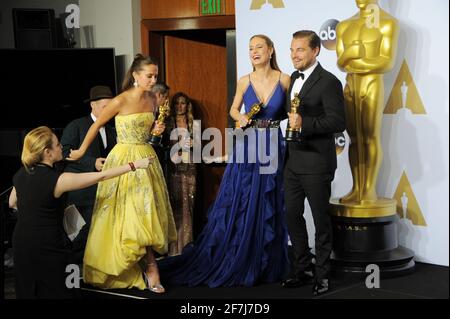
[285,93,301,142]
[149,99,170,146]
[235,102,263,129]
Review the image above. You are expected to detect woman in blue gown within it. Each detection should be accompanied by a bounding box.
[159,35,291,287]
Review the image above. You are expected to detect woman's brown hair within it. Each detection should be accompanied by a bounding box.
[121,54,158,92]
[250,34,280,71]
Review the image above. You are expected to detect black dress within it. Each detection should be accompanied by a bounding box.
[12,164,74,299]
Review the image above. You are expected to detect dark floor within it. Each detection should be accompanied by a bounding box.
[5,261,447,300]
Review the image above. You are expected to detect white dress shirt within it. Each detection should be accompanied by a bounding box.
[290,60,319,100]
[90,113,107,148]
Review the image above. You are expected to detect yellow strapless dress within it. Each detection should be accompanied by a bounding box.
[83,112,177,290]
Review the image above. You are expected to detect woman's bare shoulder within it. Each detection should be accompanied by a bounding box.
[280,73,291,91]
[236,74,252,93]
[238,74,251,86]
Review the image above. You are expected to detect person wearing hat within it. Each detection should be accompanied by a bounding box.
[60,85,117,264]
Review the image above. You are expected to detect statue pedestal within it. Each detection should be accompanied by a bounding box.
[330,198,415,277]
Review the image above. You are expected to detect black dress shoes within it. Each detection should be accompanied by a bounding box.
[312,279,329,296]
[281,271,314,288]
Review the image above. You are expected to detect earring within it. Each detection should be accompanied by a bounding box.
[133,81,138,87]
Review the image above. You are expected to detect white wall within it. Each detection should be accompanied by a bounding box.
[236,0,449,266]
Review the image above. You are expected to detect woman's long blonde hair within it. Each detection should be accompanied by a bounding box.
[21,126,54,171]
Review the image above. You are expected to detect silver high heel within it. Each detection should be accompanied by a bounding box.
[144,263,165,294]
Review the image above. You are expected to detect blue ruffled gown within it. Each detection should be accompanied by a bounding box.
[159,81,289,287]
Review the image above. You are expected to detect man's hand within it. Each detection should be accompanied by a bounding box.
[95,157,106,171]
[288,112,302,130]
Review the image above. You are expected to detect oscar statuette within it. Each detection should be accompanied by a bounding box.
[330,0,414,275]
[285,93,301,142]
[149,99,170,146]
[235,102,263,129]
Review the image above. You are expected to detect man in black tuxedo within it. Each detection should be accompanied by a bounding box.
[281,31,346,295]
[61,85,117,264]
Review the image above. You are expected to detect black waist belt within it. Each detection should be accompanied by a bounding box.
[249,119,281,128]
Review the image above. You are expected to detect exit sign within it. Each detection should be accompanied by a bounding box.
[200,0,224,16]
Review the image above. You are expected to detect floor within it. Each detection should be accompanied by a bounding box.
[5,261,447,300]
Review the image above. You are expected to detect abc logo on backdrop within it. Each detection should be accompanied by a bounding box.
[319,19,339,50]
[335,132,346,155]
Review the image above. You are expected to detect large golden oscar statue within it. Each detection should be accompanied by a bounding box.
[331,0,414,274]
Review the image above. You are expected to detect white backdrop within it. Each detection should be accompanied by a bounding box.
[235,0,449,266]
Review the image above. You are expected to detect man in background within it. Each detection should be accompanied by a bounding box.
[151,82,171,181]
[61,85,117,264]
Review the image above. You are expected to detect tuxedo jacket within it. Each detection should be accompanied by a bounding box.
[285,63,346,175]
[61,116,117,206]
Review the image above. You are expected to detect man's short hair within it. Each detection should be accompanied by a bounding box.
[152,82,170,95]
[292,30,321,54]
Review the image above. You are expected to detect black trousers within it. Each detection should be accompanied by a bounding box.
[284,166,334,280]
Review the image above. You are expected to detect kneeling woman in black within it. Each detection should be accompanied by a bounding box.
[9,126,152,299]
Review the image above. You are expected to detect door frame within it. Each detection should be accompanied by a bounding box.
[141,16,235,82]
[141,16,236,230]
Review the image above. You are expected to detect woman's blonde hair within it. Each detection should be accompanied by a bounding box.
[21,126,54,171]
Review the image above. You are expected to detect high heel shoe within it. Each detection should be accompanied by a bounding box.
[143,272,165,293]
[143,263,165,294]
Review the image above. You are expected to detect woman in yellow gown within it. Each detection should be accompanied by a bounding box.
[69,54,176,293]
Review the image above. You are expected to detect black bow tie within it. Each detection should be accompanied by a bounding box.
[291,71,305,81]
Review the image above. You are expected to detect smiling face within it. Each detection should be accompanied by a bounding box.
[290,36,319,72]
[249,36,273,68]
[133,64,158,91]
